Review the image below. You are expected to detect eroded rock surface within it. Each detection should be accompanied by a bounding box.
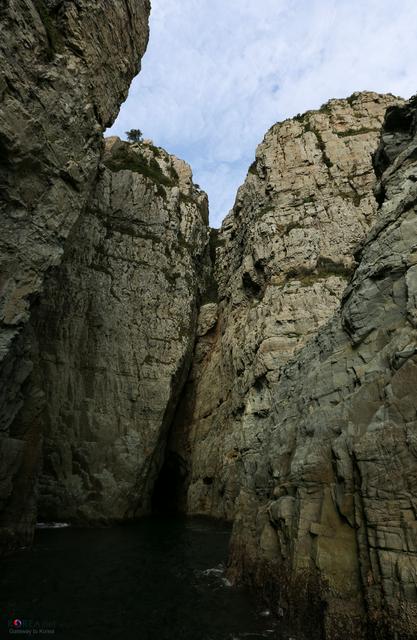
[168,92,401,523]
[227,97,417,639]
[0,0,150,549]
[2,14,416,635]
[24,138,209,523]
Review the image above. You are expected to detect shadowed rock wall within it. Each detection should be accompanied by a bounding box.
[0,0,150,551]
[32,138,209,522]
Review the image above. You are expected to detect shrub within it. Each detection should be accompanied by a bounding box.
[126,129,143,143]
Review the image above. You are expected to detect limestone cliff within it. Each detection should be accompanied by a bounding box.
[33,138,209,522]
[0,0,150,550]
[166,92,401,522]
[225,98,417,639]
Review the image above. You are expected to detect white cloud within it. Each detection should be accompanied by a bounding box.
[108,0,417,227]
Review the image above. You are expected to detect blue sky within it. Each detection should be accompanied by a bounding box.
[108,0,417,227]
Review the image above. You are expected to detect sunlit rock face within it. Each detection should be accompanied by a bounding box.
[29,139,210,522]
[226,97,417,639]
[0,0,150,551]
[167,92,401,522]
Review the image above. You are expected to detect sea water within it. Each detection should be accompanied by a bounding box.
[1,516,280,639]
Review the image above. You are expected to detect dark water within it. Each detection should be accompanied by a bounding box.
[0,516,279,640]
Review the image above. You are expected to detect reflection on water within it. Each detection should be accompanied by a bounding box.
[0,516,280,639]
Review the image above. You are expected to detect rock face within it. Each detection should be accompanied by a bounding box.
[167,92,401,522]
[1,12,416,636]
[0,0,150,549]
[226,97,417,639]
[31,138,209,522]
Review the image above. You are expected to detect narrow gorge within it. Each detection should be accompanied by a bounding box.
[1,3,417,640]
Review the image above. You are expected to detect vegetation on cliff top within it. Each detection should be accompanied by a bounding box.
[104,144,177,190]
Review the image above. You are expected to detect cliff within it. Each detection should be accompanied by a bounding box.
[0,0,150,550]
[2,6,417,637]
[34,138,209,522]
[226,97,417,638]
[166,92,401,521]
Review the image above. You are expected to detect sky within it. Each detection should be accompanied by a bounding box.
[108,0,417,227]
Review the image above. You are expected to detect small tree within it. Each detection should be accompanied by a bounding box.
[126,129,143,143]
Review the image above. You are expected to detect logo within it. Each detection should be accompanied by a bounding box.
[7,617,56,634]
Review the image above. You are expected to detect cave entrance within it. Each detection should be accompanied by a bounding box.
[151,451,188,513]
